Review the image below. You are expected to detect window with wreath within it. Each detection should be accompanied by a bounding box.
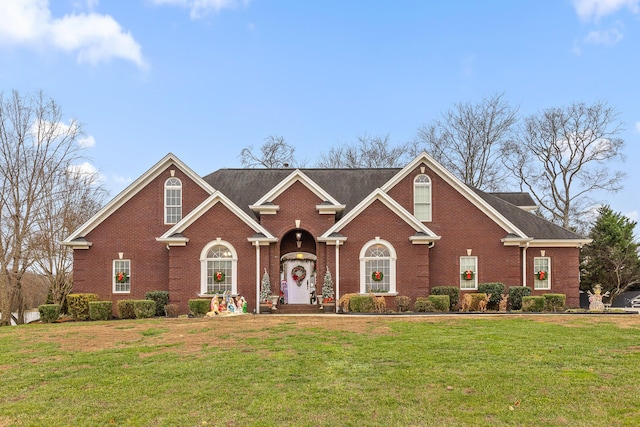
[414,174,432,222]
[165,177,182,224]
[360,240,396,294]
[113,259,131,293]
[201,242,237,294]
[460,256,477,290]
[534,257,551,290]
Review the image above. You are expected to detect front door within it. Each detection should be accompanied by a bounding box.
[282,260,315,304]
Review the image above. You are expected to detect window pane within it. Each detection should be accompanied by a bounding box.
[114,260,130,293]
[460,256,477,290]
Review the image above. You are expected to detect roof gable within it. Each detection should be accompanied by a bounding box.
[63,153,214,245]
[381,152,528,238]
[157,190,276,245]
[320,189,440,244]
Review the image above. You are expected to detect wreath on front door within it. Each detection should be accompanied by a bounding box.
[291,265,306,287]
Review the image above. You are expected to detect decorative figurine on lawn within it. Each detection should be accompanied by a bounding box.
[587,284,610,312]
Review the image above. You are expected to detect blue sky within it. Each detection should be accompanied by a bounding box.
[1,0,638,223]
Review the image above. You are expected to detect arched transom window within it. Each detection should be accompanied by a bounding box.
[360,239,397,294]
[414,174,432,222]
[200,241,237,295]
[165,177,182,224]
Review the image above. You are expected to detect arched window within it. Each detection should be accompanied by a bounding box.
[200,241,238,295]
[165,177,182,224]
[360,239,397,294]
[414,174,432,222]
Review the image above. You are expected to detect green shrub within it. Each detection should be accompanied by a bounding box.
[478,283,505,308]
[394,295,411,312]
[38,304,60,323]
[428,295,450,312]
[133,300,156,319]
[145,291,170,317]
[89,301,112,321]
[188,299,210,316]
[349,295,376,313]
[508,286,532,310]
[66,293,99,320]
[164,303,179,317]
[117,300,136,319]
[430,286,459,310]
[522,296,545,312]
[414,297,436,312]
[543,294,566,312]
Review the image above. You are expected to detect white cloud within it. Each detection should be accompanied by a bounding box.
[151,0,249,19]
[78,135,96,148]
[584,27,624,45]
[0,0,146,69]
[30,119,97,148]
[627,210,638,221]
[573,0,640,21]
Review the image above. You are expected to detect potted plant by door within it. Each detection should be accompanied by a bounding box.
[321,267,336,313]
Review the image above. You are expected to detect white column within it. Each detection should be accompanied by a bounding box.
[522,244,528,288]
[334,240,341,313]
[255,242,261,314]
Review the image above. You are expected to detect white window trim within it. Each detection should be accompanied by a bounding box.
[200,240,238,295]
[460,256,478,290]
[534,257,551,290]
[414,174,432,222]
[359,238,397,294]
[164,177,182,225]
[112,259,131,294]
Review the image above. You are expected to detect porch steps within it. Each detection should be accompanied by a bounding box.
[271,304,325,314]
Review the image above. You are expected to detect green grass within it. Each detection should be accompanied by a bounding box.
[1,315,639,426]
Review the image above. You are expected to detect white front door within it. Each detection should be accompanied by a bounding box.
[283,260,314,304]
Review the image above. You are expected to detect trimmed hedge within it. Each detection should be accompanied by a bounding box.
[89,301,112,321]
[428,295,450,312]
[38,304,60,323]
[117,300,136,319]
[508,286,532,311]
[67,293,99,320]
[134,300,156,319]
[543,294,566,312]
[188,299,210,316]
[395,295,411,312]
[478,283,505,308]
[145,291,169,317]
[522,296,545,312]
[349,295,376,313]
[430,286,459,310]
[414,297,436,312]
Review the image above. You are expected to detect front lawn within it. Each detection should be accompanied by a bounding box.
[1,314,639,426]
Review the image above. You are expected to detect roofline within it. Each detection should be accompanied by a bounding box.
[63,153,215,244]
[252,169,342,207]
[320,188,440,239]
[158,190,276,240]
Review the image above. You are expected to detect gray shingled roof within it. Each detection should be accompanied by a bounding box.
[472,188,586,240]
[202,168,400,220]
[202,168,585,240]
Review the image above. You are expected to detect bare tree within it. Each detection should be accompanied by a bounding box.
[0,90,99,325]
[502,101,625,231]
[240,135,301,168]
[31,166,106,308]
[316,134,410,168]
[413,93,518,191]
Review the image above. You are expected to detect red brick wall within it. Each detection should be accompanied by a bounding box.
[72,164,210,313]
[525,247,581,308]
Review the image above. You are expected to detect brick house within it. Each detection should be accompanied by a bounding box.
[63,152,590,313]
